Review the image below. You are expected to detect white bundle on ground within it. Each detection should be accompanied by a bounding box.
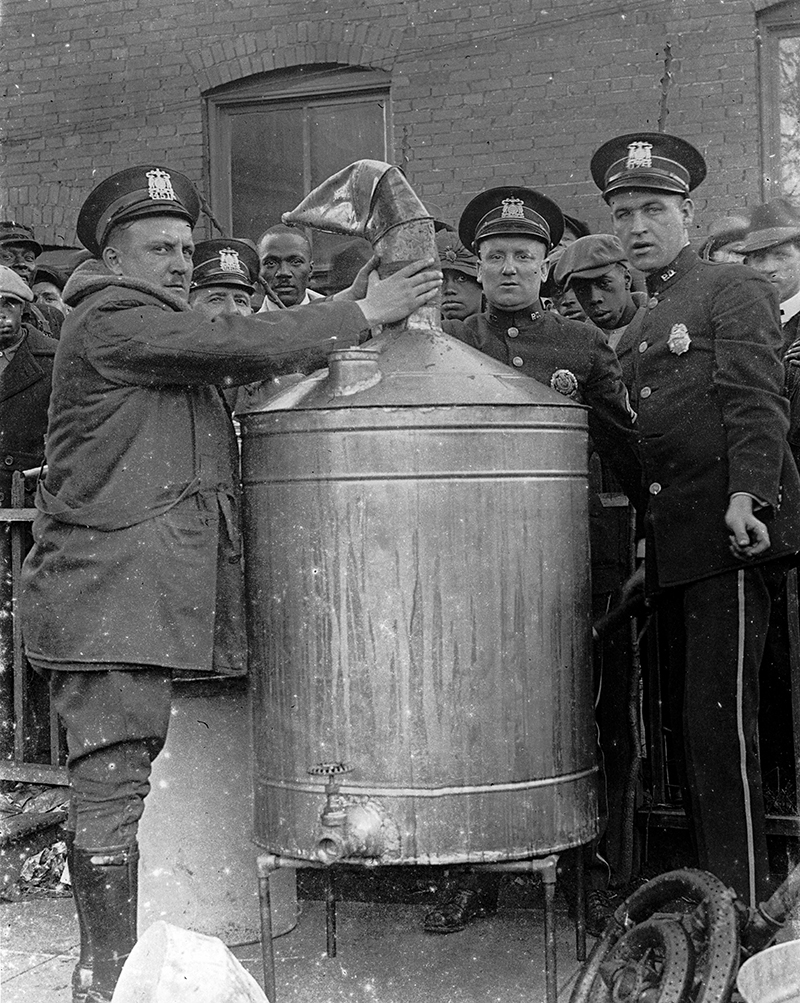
[112,920,269,1003]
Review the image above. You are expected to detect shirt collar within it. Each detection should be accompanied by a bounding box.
[781,286,800,325]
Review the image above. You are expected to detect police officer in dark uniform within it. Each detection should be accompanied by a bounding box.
[19,164,441,1003]
[189,237,259,320]
[444,186,641,505]
[592,132,800,907]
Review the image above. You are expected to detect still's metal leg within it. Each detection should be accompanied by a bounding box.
[541,856,558,1003]
[325,868,337,958]
[575,847,587,962]
[257,854,278,1003]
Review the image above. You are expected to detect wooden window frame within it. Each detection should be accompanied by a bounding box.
[759,2,800,198]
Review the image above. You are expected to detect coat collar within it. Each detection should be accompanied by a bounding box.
[644,245,698,297]
[0,327,51,402]
[485,301,547,326]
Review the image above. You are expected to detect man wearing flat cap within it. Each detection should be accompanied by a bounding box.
[554,233,647,388]
[435,227,483,322]
[19,164,441,1003]
[592,132,800,908]
[0,221,64,338]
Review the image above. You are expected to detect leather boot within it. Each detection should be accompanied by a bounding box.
[70,843,139,1003]
[65,831,94,1003]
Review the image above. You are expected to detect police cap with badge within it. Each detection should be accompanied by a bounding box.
[191,239,260,293]
[77,165,202,257]
[590,133,707,201]
[458,186,565,253]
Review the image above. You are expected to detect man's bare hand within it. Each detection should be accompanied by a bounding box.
[725,493,771,559]
[356,258,442,327]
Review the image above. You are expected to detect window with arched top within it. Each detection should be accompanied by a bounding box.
[206,65,391,287]
[759,2,800,197]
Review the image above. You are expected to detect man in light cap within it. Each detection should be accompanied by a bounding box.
[19,163,441,1003]
[435,226,483,322]
[554,233,647,387]
[592,132,800,908]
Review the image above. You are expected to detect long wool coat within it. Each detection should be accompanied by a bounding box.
[20,266,366,674]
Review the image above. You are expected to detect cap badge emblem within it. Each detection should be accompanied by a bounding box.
[219,247,243,273]
[500,197,526,220]
[626,142,653,170]
[668,323,691,355]
[146,168,176,202]
[443,247,457,263]
[550,369,579,399]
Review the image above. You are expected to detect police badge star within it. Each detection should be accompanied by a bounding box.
[550,369,579,398]
[668,323,691,355]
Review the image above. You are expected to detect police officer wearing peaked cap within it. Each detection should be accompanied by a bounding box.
[189,237,260,320]
[20,162,442,1003]
[593,131,800,908]
[445,185,641,504]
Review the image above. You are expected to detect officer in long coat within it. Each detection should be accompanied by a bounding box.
[19,164,441,1003]
[591,132,800,908]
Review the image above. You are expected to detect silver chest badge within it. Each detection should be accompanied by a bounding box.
[550,369,579,398]
[668,323,691,355]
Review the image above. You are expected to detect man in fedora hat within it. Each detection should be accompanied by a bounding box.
[592,132,800,908]
[19,164,441,1003]
[0,220,65,337]
[738,197,800,345]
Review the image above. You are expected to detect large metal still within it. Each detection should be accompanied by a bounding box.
[241,162,598,868]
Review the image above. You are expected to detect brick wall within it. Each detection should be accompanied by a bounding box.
[0,0,785,246]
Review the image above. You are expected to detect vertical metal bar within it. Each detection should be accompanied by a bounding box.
[257,855,278,1003]
[541,857,558,1003]
[325,867,337,958]
[10,473,26,763]
[0,519,14,759]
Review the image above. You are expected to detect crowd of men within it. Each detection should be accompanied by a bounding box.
[3,132,800,1000]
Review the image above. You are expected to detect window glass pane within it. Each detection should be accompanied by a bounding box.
[230,107,304,241]
[778,36,800,197]
[309,99,387,186]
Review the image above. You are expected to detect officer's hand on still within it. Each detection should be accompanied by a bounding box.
[725,493,771,559]
[356,258,442,327]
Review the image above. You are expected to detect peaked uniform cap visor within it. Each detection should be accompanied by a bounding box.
[591,132,706,201]
[191,238,260,292]
[77,165,201,256]
[458,186,564,252]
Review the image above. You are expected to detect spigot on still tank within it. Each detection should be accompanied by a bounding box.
[307,762,400,865]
